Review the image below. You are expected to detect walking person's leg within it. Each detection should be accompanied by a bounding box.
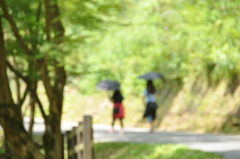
[148,115,154,133]
[149,121,154,133]
[109,118,116,133]
[149,105,157,133]
[119,118,124,134]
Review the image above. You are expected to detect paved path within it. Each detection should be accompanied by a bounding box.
[2,119,240,159]
[93,125,240,159]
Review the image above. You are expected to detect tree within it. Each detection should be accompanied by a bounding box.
[0,0,127,158]
[0,0,65,158]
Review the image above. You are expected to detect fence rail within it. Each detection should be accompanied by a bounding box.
[66,115,94,159]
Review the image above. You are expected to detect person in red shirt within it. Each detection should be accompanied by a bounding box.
[109,90,125,134]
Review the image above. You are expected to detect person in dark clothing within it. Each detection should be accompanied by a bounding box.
[109,90,125,134]
[143,80,158,132]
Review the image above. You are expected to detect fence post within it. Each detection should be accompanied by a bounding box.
[67,127,77,159]
[83,115,94,159]
[66,115,94,159]
[76,122,83,159]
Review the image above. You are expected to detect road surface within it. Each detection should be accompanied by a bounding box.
[1,119,240,159]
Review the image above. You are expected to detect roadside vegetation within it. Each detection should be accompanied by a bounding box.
[0,139,225,159]
[60,82,240,134]
[94,142,224,159]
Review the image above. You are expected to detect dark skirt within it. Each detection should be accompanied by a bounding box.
[143,102,157,120]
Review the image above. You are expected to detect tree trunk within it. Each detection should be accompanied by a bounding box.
[28,81,38,136]
[41,0,66,158]
[0,13,44,159]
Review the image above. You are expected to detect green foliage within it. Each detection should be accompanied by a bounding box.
[4,0,240,94]
[60,0,124,29]
[94,142,224,159]
[62,0,240,95]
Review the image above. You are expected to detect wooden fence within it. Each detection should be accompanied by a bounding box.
[66,115,94,159]
[0,115,94,159]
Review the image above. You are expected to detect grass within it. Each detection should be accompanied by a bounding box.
[94,142,224,159]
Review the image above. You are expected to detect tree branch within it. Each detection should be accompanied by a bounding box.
[18,85,28,108]
[7,61,28,82]
[34,92,47,120]
[0,0,34,58]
